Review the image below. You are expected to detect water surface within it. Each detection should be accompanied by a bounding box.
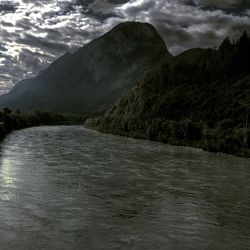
[0,126,249,249]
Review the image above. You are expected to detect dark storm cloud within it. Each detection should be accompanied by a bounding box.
[17,34,73,54]
[0,0,249,94]
[0,20,14,27]
[184,0,250,15]
[196,0,250,9]
[0,3,17,13]
[117,0,250,53]
[0,44,7,52]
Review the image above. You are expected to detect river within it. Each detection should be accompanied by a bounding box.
[0,126,249,249]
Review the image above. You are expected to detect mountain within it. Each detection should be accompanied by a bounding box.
[85,32,250,157]
[0,22,172,114]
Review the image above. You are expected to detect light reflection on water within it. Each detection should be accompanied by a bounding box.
[0,126,249,250]
[1,159,15,187]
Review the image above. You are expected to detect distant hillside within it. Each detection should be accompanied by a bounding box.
[86,32,250,157]
[0,22,172,114]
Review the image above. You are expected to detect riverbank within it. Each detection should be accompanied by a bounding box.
[85,118,250,158]
[0,108,85,140]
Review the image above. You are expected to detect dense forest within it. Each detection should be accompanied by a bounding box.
[86,32,250,157]
[0,108,85,139]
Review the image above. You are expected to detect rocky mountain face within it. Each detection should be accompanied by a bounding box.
[0,22,172,114]
[85,32,250,157]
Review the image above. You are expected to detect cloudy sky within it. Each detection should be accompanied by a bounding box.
[0,0,249,94]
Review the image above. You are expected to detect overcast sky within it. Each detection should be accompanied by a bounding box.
[0,0,249,94]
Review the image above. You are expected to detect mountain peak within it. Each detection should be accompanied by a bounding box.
[0,22,172,114]
[110,21,158,36]
[84,21,171,59]
[105,21,167,47]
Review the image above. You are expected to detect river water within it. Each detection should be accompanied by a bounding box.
[0,126,249,249]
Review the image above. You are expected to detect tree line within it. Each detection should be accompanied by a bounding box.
[0,108,86,139]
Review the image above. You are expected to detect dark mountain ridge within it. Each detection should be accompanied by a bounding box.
[85,32,250,157]
[0,22,172,114]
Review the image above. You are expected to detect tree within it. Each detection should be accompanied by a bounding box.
[219,36,232,54]
[2,107,12,114]
[238,31,249,50]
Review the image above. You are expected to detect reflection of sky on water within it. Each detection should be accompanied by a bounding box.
[0,140,18,187]
[1,159,15,187]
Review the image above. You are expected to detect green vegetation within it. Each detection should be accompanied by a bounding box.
[85,32,250,157]
[0,108,85,139]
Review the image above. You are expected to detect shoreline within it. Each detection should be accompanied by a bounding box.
[1,123,249,159]
[84,124,250,159]
[0,109,85,142]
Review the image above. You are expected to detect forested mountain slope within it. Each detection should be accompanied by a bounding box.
[86,32,250,157]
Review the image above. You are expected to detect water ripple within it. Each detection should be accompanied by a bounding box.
[0,126,249,249]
